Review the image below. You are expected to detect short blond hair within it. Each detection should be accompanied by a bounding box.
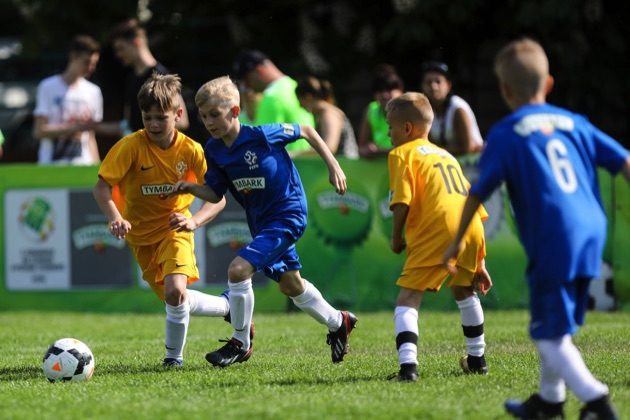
[385,92,434,127]
[195,76,240,109]
[137,73,181,113]
[494,37,549,100]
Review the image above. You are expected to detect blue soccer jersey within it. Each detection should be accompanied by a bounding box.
[471,103,629,285]
[204,123,308,238]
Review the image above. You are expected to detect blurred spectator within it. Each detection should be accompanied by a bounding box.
[32,35,103,165]
[358,64,404,159]
[238,86,262,125]
[232,49,314,155]
[108,19,189,134]
[0,129,4,159]
[296,76,358,159]
[421,61,483,155]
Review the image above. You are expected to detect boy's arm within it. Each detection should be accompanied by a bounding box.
[169,197,227,232]
[171,181,222,203]
[442,194,484,273]
[390,203,408,254]
[299,124,347,195]
[93,177,131,239]
[622,156,630,183]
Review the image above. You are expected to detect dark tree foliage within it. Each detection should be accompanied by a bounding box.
[1,0,629,144]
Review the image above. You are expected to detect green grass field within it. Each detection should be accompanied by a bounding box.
[0,310,628,419]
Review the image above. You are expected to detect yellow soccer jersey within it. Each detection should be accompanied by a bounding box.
[98,130,206,246]
[388,139,488,271]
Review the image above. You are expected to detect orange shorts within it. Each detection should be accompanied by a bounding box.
[129,230,199,301]
[396,264,475,292]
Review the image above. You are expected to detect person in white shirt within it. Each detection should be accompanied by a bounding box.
[33,35,103,165]
[421,61,483,156]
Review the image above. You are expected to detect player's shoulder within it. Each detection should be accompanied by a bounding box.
[37,74,62,89]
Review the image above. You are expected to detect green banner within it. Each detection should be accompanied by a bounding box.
[0,159,627,312]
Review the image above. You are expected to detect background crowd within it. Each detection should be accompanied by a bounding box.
[1,0,629,163]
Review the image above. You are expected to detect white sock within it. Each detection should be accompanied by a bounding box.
[187,289,229,317]
[536,335,609,402]
[165,301,190,360]
[228,279,254,349]
[290,280,342,331]
[456,294,485,357]
[538,342,566,403]
[394,306,419,366]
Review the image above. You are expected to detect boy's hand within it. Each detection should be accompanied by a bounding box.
[329,166,347,195]
[169,212,197,232]
[109,219,131,239]
[442,242,463,275]
[473,267,493,295]
[169,181,193,197]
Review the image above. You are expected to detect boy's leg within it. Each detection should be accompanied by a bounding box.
[390,286,421,381]
[205,256,255,367]
[280,273,356,363]
[452,284,487,374]
[187,289,229,318]
[163,273,190,366]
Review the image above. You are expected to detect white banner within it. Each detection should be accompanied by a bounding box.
[4,189,70,290]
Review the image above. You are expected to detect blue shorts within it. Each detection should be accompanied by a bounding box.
[529,277,591,340]
[238,225,303,282]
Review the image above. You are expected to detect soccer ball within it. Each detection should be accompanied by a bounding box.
[587,261,617,312]
[42,338,95,382]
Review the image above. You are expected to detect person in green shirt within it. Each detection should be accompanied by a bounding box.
[358,64,404,159]
[232,50,314,155]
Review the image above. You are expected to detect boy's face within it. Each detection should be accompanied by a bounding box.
[386,111,407,147]
[141,105,181,145]
[197,100,239,139]
[69,51,100,78]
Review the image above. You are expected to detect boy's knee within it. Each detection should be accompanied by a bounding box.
[227,258,253,281]
[164,288,186,306]
[452,285,475,301]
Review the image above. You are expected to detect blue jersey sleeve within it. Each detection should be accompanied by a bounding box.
[584,119,630,173]
[203,156,230,198]
[261,123,302,147]
[470,125,509,200]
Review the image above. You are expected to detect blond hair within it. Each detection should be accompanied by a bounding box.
[385,92,434,127]
[195,76,240,109]
[494,37,549,101]
[137,73,182,113]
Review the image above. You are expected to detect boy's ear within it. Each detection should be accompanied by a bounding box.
[544,75,554,96]
[231,105,241,118]
[404,121,414,135]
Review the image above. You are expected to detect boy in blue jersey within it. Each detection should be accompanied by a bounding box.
[443,38,629,419]
[172,76,357,367]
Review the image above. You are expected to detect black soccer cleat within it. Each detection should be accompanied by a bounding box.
[460,354,488,375]
[205,337,253,368]
[326,311,357,363]
[505,394,565,419]
[162,358,183,368]
[387,363,419,382]
[579,394,618,420]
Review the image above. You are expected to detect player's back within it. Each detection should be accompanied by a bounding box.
[475,103,626,281]
[389,139,483,268]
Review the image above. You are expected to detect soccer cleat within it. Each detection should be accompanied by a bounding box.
[460,354,488,375]
[387,363,419,382]
[205,337,253,367]
[326,311,358,363]
[162,358,183,367]
[505,394,565,419]
[579,395,618,420]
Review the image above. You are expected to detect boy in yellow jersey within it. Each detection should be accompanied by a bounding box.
[385,92,492,381]
[93,73,234,367]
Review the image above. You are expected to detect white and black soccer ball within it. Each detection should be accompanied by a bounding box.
[588,261,618,312]
[42,338,95,382]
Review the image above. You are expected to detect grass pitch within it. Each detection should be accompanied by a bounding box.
[0,310,628,419]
